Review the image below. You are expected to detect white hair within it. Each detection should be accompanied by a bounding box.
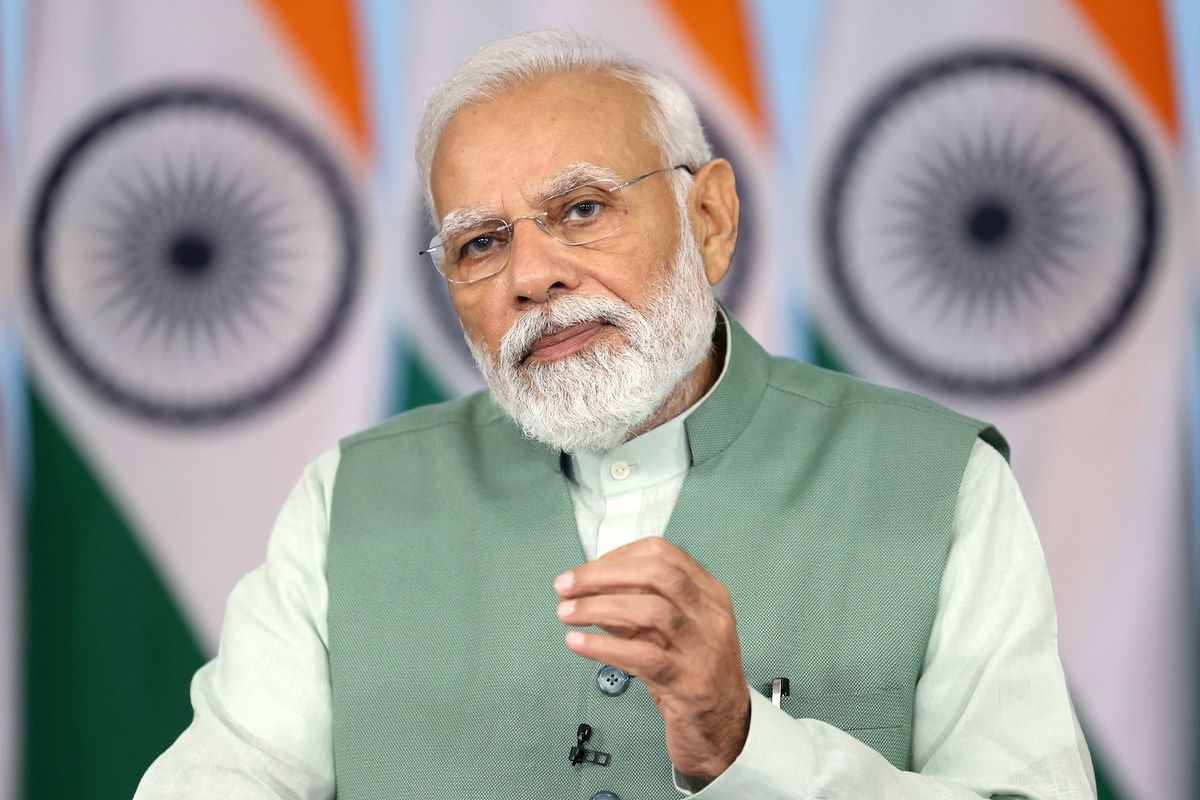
[415,29,713,221]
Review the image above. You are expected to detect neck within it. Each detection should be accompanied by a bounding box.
[624,322,726,442]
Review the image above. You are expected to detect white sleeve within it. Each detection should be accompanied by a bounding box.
[679,439,1097,799]
[134,447,341,800]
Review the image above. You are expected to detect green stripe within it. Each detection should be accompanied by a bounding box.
[806,320,851,374]
[1087,723,1127,799]
[399,347,453,411]
[1095,759,1125,800]
[22,383,204,799]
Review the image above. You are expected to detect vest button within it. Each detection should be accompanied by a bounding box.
[596,665,630,696]
[591,793,620,800]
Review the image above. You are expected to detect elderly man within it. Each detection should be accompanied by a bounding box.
[138,30,1095,800]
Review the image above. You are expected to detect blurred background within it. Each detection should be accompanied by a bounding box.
[2,0,1198,797]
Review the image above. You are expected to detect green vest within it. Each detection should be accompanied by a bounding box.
[326,316,1005,799]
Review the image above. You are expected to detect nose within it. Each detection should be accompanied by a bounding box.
[504,216,583,306]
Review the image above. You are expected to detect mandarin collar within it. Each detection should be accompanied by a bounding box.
[564,303,765,488]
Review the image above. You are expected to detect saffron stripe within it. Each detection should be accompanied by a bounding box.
[1073,0,1179,138]
[256,0,372,156]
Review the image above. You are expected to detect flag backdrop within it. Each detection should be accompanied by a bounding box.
[804,1,1195,797]
[3,0,1198,798]
[14,1,386,796]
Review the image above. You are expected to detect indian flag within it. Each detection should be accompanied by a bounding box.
[393,0,786,407]
[13,1,386,796]
[804,0,1194,797]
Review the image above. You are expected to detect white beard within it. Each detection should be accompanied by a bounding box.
[465,229,717,454]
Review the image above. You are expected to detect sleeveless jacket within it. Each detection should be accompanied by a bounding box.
[326,315,1006,799]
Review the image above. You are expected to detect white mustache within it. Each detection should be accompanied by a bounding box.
[499,295,642,367]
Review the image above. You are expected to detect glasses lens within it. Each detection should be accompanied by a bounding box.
[543,180,627,246]
[435,219,511,283]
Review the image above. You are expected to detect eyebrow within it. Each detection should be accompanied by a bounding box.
[525,162,620,205]
[438,207,504,243]
[436,161,622,240]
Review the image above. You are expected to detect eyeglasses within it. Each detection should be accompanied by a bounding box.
[421,164,694,284]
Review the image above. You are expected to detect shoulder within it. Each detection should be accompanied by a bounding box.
[764,355,974,425]
[759,355,1010,458]
[339,390,502,454]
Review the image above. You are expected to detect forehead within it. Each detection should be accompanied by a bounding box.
[430,71,660,219]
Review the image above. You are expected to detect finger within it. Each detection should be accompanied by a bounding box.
[555,538,707,603]
[565,629,678,684]
[583,625,669,650]
[557,594,688,643]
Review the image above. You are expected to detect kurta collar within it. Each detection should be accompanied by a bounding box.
[566,306,736,492]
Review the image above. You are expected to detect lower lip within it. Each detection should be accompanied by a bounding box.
[526,322,609,363]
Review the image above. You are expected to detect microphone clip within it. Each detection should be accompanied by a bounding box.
[569,723,611,766]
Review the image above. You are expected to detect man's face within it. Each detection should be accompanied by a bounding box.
[429,71,686,366]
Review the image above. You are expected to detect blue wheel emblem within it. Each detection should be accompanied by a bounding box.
[821,51,1157,396]
[28,85,361,424]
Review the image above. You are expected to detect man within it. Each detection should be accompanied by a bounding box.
[138,30,1096,799]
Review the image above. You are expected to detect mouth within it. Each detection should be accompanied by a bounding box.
[523,321,611,364]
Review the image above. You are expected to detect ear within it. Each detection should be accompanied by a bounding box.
[686,158,740,287]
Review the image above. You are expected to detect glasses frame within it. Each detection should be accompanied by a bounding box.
[421,163,695,285]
